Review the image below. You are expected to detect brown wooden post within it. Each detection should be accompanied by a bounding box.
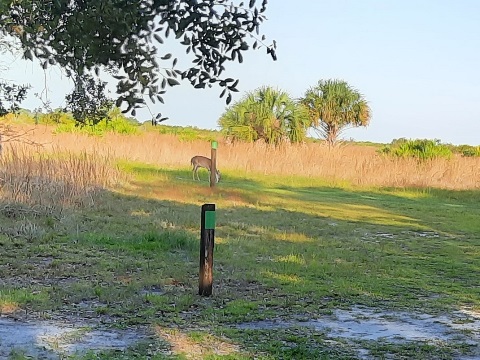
[210,141,218,188]
[199,203,215,296]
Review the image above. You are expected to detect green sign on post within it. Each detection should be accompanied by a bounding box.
[211,141,218,150]
[204,211,216,230]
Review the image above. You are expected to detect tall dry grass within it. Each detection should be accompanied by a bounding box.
[221,141,480,189]
[6,124,480,191]
[0,141,122,213]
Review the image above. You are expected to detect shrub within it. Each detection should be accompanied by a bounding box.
[147,123,220,142]
[54,117,139,135]
[378,139,452,160]
[455,145,480,157]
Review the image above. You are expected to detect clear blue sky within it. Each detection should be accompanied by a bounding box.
[2,0,480,145]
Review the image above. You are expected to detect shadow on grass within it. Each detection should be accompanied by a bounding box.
[264,183,480,236]
[109,165,480,304]
[89,185,480,357]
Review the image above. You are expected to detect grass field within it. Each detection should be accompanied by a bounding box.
[0,126,479,359]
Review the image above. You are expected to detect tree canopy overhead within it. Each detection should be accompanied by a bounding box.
[0,0,276,122]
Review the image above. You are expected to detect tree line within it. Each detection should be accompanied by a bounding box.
[0,78,372,147]
[219,80,371,146]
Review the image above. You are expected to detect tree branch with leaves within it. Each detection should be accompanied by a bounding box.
[1,0,276,124]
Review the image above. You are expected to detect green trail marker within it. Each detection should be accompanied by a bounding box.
[205,210,216,230]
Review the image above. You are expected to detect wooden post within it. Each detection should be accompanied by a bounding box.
[199,203,215,296]
[210,141,218,188]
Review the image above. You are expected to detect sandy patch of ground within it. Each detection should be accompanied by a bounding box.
[237,306,480,359]
[0,317,145,359]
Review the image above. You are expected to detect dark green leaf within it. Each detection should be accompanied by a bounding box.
[23,50,33,61]
[154,34,164,44]
[167,78,180,86]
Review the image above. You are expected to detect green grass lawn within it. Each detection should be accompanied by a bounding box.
[1,163,479,359]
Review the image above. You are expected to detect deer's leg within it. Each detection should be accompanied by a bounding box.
[194,166,201,181]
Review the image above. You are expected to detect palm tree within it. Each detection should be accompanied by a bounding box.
[218,86,309,145]
[301,79,371,147]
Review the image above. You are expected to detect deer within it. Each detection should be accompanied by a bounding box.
[191,156,221,183]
